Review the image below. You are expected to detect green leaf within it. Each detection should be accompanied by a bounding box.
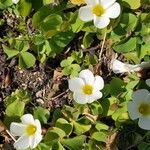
[2,45,19,59]
[44,127,66,145]
[33,34,45,45]
[60,57,74,67]
[142,13,150,27]
[82,22,97,33]
[122,0,141,9]
[21,41,30,52]
[126,80,139,90]
[51,127,66,138]
[55,118,73,136]
[73,121,91,135]
[70,64,81,77]
[32,4,66,27]
[52,108,63,123]
[111,25,126,41]
[49,31,75,55]
[86,139,104,150]
[124,52,141,64]
[36,143,51,150]
[70,12,85,33]
[43,0,54,5]
[71,51,83,62]
[19,52,36,68]
[120,13,138,32]
[83,33,94,48]
[5,89,31,106]
[44,132,59,145]
[62,135,86,150]
[107,97,119,116]
[142,0,150,4]
[0,0,12,9]
[40,14,63,33]
[40,53,46,63]
[95,122,109,131]
[112,102,127,121]
[33,107,50,124]
[44,40,52,56]
[101,84,111,99]
[109,78,126,96]
[6,99,25,117]
[116,112,129,123]
[52,141,65,150]
[90,101,103,116]
[139,44,150,59]
[138,142,150,150]
[62,67,72,75]
[17,0,32,17]
[31,0,43,11]
[100,98,110,116]
[143,34,150,44]
[113,37,137,53]
[61,105,80,121]
[32,5,52,27]
[91,131,107,142]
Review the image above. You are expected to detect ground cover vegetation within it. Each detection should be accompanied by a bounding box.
[0,0,150,149]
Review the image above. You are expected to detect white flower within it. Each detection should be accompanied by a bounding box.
[128,89,150,130]
[68,69,104,104]
[79,0,121,29]
[146,79,150,87]
[112,59,150,74]
[10,114,42,150]
[12,0,19,4]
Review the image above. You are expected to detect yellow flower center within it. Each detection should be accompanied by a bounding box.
[70,0,85,5]
[92,4,105,17]
[138,103,150,116]
[82,84,93,95]
[26,124,37,136]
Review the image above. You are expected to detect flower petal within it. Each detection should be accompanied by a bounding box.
[104,2,121,19]
[101,0,116,9]
[87,91,102,103]
[79,6,94,22]
[35,119,42,134]
[112,59,137,74]
[138,116,150,130]
[146,79,150,87]
[30,133,42,149]
[93,76,104,91]
[12,0,19,4]
[145,93,150,102]
[79,69,94,85]
[68,78,84,92]
[21,114,35,125]
[14,135,30,150]
[128,101,141,120]
[10,123,26,136]
[132,89,150,103]
[94,16,110,29]
[73,92,88,104]
[85,0,97,5]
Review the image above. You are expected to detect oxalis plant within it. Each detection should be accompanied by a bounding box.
[0,0,150,149]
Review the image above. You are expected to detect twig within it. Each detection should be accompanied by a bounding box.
[99,32,107,61]
[82,44,100,52]
[5,130,16,142]
[83,112,97,123]
[51,89,69,100]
